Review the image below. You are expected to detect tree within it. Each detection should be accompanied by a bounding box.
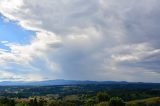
[29,98,38,106]
[97,92,110,102]
[0,97,15,106]
[109,97,125,106]
[38,98,46,106]
[9,99,15,106]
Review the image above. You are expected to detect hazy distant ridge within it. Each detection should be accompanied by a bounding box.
[0,79,131,86]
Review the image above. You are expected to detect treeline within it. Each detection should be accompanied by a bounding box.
[0,92,160,106]
[1,84,160,101]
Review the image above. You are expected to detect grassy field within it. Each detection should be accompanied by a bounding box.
[126,97,160,106]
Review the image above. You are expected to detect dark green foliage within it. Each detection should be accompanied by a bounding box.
[108,97,125,106]
[0,97,15,106]
[38,98,46,106]
[29,98,38,106]
[97,92,110,102]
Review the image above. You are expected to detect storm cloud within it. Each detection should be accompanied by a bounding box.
[0,0,160,82]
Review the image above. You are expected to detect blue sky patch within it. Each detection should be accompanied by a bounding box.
[0,15,34,45]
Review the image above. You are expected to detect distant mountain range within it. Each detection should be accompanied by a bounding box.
[0,79,146,86]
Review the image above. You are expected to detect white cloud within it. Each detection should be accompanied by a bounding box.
[111,43,160,63]
[1,41,8,44]
[0,31,62,81]
[0,70,23,80]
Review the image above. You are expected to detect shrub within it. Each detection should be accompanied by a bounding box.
[109,97,125,106]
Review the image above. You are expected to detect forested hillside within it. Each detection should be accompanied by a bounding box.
[0,84,160,106]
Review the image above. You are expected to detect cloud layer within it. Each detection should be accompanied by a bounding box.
[0,0,160,82]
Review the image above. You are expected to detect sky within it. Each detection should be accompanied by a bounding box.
[0,0,160,82]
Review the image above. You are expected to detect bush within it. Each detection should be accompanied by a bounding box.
[109,97,125,106]
[97,92,110,102]
[0,97,15,106]
[84,98,96,106]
